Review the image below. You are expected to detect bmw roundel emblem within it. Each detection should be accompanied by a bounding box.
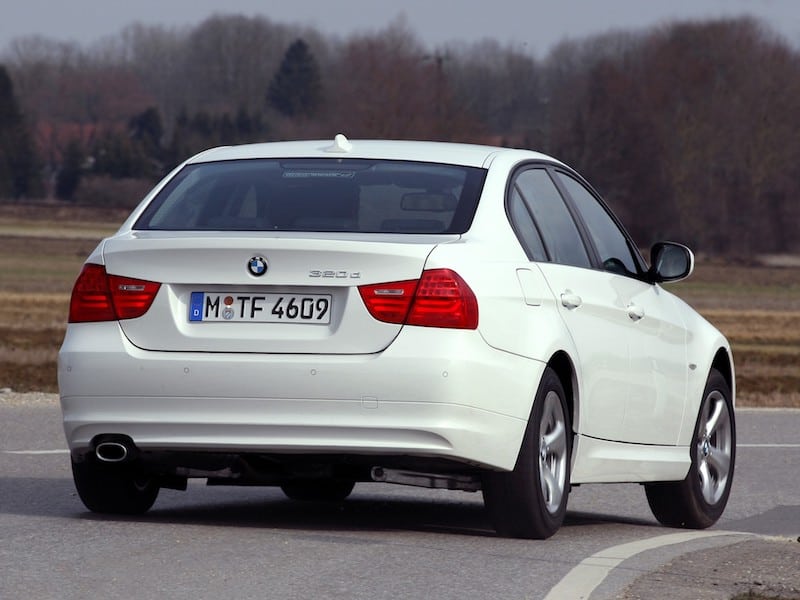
[248,256,268,276]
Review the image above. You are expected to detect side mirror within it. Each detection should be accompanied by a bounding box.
[649,242,694,283]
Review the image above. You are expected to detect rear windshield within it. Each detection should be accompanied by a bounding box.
[134,158,487,234]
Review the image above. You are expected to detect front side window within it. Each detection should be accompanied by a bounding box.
[556,172,641,276]
[512,168,591,268]
[135,159,487,234]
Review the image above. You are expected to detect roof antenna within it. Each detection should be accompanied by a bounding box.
[325,133,353,153]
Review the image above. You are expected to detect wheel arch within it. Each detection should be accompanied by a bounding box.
[547,351,579,434]
[679,343,736,446]
[710,347,735,405]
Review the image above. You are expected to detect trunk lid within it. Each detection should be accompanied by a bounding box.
[104,231,453,354]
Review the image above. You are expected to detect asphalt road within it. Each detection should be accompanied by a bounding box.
[1,395,798,599]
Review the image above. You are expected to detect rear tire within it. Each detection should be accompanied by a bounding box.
[280,479,355,502]
[483,367,571,539]
[71,456,159,515]
[645,368,735,528]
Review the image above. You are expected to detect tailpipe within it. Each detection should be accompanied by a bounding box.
[91,435,138,463]
[96,442,129,463]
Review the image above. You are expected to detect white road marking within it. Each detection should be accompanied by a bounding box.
[543,531,742,600]
[739,444,800,448]
[736,407,800,412]
[1,449,69,455]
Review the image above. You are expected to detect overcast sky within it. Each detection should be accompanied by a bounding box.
[3,0,799,56]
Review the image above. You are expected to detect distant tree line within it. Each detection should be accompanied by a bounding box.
[0,66,39,198]
[0,15,798,255]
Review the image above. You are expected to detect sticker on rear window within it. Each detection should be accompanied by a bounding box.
[282,171,355,179]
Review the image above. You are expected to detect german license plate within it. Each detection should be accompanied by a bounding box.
[189,292,331,323]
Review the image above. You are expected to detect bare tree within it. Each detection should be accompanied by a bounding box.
[323,21,482,141]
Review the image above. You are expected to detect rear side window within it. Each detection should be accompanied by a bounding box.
[508,186,548,262]
[135,159,486,234]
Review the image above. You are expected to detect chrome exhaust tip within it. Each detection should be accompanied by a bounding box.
[95,441,129,463]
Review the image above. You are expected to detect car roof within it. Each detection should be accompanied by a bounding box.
[187,136,562,169]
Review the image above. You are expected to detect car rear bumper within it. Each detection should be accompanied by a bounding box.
[59,322,545,470]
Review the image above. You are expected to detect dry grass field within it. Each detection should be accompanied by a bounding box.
[0,205,797,407]
[670,265,800,408]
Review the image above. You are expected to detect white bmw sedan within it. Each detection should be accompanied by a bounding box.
[59,135,735,539]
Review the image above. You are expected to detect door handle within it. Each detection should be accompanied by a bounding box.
[560,292,583,309]
[627,303,645,321]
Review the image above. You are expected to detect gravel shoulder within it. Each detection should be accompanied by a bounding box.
[0,389,58,406]
[620,537,800,599]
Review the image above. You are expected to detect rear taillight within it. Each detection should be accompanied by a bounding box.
[406,269,479,329]
[68,264,161,323]
[358,268,478,329]
[357,279,418,324]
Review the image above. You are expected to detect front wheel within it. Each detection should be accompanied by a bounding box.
[645,368,735,528]
[483,367,571,539]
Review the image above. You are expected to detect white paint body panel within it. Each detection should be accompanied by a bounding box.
[59,138,734,488]
[537,263,691,445]
[570,434,690,483]
[60,322,542,470]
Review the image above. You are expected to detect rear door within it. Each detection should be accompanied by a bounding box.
[507,166,632,442]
